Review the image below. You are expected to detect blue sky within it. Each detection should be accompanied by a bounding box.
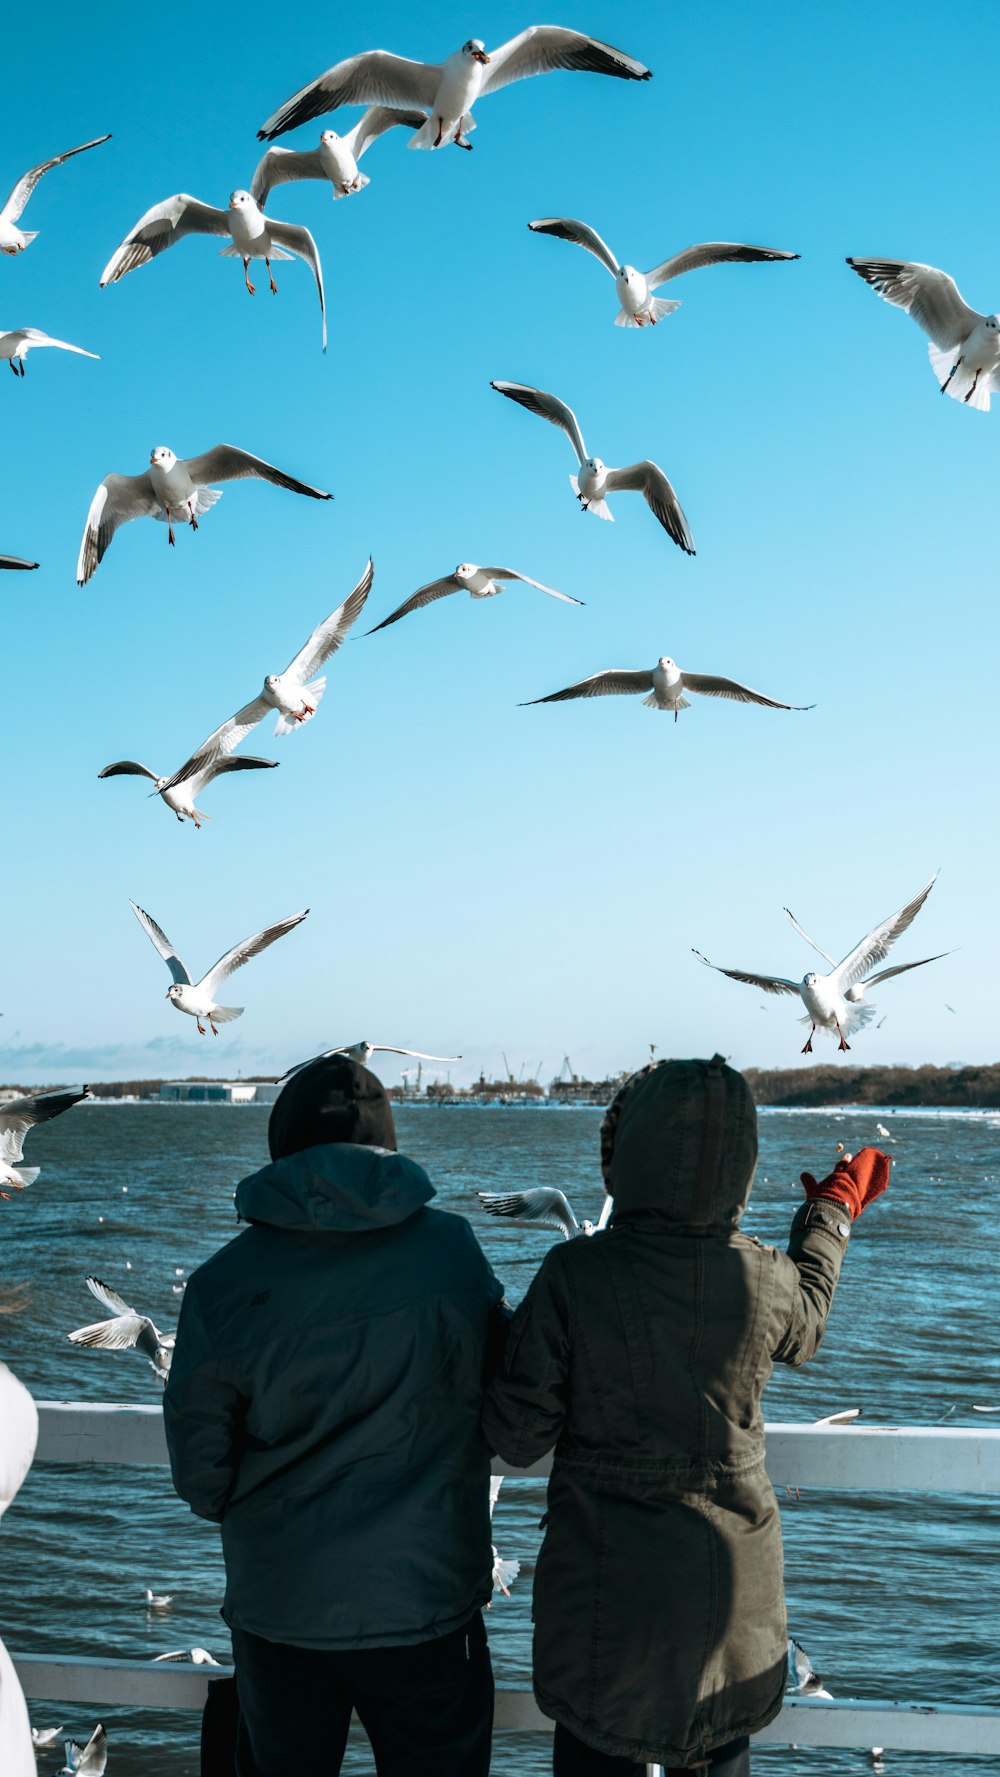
[1,0,994,1086]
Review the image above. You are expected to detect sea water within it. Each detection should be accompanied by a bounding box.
[0,1102,998,1775]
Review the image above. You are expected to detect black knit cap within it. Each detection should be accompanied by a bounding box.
[267,1054,398,1160]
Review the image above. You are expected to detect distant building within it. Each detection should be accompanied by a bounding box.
[158,1081,259,1104]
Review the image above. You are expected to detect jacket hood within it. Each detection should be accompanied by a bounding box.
[235,1141,434,1233]
[603,1055,757,1229]
[268,1054,396,1158]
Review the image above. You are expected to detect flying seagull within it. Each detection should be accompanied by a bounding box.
[130,900,308,1034]
[0,553,38,569]
[522,655,812,720]
[0,1087,90,1199]
[76,443,331,584]
[366,560,580,633]
[99,745,277,828]
[1,328,98,377]
[67,1277,174,1382]
[491,380,694,551]
[251,107,427,203]
[529,217,798,328]
[152,1648,221,1665]
[478,1188,613,1240]
[847,257,1000,410]
[694,874,947,1053]
[281,1040,461,1079]
[58,1722,107,1776]
[787,1639,833,1699]
[156,560,373,795]
[100,191,326,349]
[258,29,651,147]
[0,134,111,256]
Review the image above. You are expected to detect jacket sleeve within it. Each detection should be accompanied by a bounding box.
[482,1251,572,1466]
[770,1197,851,1367]
[162,1282,249,1523]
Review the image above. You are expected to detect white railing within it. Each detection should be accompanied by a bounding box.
[9,1405,1000,1757]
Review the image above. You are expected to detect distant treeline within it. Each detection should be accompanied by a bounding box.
[744,1064,1000,1108]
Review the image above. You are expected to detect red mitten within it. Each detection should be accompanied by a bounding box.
[799,1146,891,1221]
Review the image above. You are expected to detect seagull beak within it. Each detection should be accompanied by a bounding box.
[474,49,490,62]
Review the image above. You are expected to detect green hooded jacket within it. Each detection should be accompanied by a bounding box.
[164,1141,506,1649]
[482,1057,850,1764]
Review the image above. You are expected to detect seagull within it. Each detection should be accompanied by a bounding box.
[144,1588,173,1609]
[152,1648,221,1665]
[489,1475,520,1599]
[130,900,308,1034]
[31,1726,64,1746]
[847,258,1000,410]
[58,1723,107,1776]
[528,217,798,328]
[0,328,98,377]
[0,1087,90,1199]
[251,107,427,203]
[67,1277,174,1381]
[76,444,331,585]
[694,874,947,1053]
[491,381,694,551]
[0,135,111,256]
[280,1040,461,1079]
[365,561,581,633]
[100,190,326,349]
[522,655,812,719]
[155,561,373,794]
[99,744,278,828]
[787,1639,833,1699]
[812,1408,861,1426]
[477,1187,613,1240]
[0,553,38,568]
[875,1123,895,1141]
[257,29,651,147]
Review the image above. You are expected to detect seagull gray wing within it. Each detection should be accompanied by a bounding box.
[0,555,38,570]
[199,909,308,999]
[261,218,326,349]
[1,134,111,226]
[258,51,441,140]
[603,461,695,554]
[478,1188,580,1238]
[680,672,812,710]
[479,566,582,603]
[692,950,801,996]
[783,907,837,967]
[250,147,324,206]
[370,1046,460,1061]
[68,1311,152,1351]
[283,558,373,679]
[345,104,429,156]
[181,445,331,501]
[832,874,939,994]
[491,381,588,463]
[528,217,620,277]
[846,259,983,348]
[98,760,160,783]
[595,1194,614,1232]
[645,242,799,288]
[860,951,952,988]
[85,1276,136,1318]
[99,195,231,285]
[0,1088,89,1163]
[77,472,161,585]
[130,902,192,986]
[364,573,462,633]
[481,27,651,93]
[67,1723,107,1776]
[197,754,279,788]
[523,668,653,704]
[156,696,273,793]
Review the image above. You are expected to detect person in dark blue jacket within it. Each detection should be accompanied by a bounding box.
[164,1054,508,1777]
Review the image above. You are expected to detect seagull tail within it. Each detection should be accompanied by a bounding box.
[408,117,442,151]
[643,691,689,711]
[842,1001,876,1037]
[615,297,682,328]
[5,1166,39,1190]
[19,231,38,248]
[586,496,614,522]
[219,245,294,262]
[928,340,992,411]
[273,679,326,737]
[334,173,369,198]
[210,1006,244,1024]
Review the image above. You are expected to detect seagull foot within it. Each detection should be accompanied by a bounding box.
[196,1022,205,1035]
[18,359,25,375]
[266,261,278,295]
[167,526,176,547]
[244,262,256,296]
[190,513,199,533]
[801,1037,814,1055]
[8,360,18,377]
[964,370,981,404]
[433,119,444,146]
[838,1037,851,1052]
[209,1021,219,1035]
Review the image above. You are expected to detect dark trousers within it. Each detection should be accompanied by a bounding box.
[232,1613,493,1777]
[553,1725,750,1777]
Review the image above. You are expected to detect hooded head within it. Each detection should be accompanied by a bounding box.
[600,1055,757,1230]
[268,1054,397,1160]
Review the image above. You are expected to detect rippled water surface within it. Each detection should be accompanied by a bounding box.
[1,1102,998,1774]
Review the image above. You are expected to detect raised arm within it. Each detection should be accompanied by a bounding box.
[770,1148,889,1366]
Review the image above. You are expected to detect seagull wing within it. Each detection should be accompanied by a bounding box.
[680,672,812,710]
[130,902,192,986]
[199,909,308,999]
[258,51,442,140]
[283,558,374,680]
[85,1276,136,1317]
[250,147,325,206]
[371,1046,460,1061]
[1,328,98,358]
[156,696,273,794]
[0,134,111,225]
[346,105,429,157]
[692,950,801,996]
[181,445,331,501]
[77,473,161,585]
[595,1194,614,1231]
[261,219,327,350]
[0,1088,89,1163]
[860,951,952,988]
[783,907,837,967]
[482,27,651,93]
[846,259,983,348]
[68,1312,150,1351]
[479,567,582,604]
[523,668,653,704]
[0,555,38,570]
[490,381,588,463]
[645,241,799,288]
[99,195,230,285]
[603,461,695,554]
[478,1188,580,1238]
[832,874,938,994]
[198,754,279,788]
[364,574,461,633]
[98,760,160,783]
[528,217,620,277]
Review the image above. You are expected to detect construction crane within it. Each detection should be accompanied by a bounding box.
[502,1052,516,1084]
